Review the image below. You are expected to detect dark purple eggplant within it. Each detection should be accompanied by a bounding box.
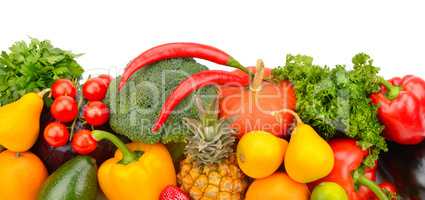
[379,141,425,200]
[32,135,117,173]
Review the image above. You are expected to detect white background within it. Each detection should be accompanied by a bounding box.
[1,0,424,78]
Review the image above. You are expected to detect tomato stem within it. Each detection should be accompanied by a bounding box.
[69,91,85,141]
[91,130,139,165]
[358,175,389,200]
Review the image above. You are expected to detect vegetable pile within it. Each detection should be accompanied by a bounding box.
[2,39,425,200]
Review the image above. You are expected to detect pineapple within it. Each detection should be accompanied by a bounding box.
[177,96,248,200]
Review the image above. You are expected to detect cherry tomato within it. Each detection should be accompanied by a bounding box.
[51,79,77,98]
[50,96,78,123]
[83,101,110,126]
[83,78,108,101]
[71,129,97,155]
[97,74,113,86]
[43,122,69,147]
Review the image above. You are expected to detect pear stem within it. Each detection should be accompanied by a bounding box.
[271,108,303,125]
[38,88,51,98]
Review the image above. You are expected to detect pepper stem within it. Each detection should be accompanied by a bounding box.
[250,59,265,93]
[380,79,400,100]
[358,175,389,200]
[270,108,303,125]
[228,56,254,77]
[91,130,139,165]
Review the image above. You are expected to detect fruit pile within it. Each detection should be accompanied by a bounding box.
[1,39,424,200]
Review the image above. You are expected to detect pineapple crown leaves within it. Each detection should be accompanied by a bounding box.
[183,95,238,166]
[193,94,219,128]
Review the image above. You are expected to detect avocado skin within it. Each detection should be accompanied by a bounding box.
[38,156,98,200]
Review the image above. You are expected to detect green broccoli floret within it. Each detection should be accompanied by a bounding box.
[105,58,216,144]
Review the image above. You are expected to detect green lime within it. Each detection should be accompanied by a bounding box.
[310,182,349,200]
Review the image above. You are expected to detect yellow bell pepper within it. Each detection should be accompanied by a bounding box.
[92,130,176,200]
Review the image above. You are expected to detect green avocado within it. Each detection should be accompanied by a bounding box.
[37,156,98,200]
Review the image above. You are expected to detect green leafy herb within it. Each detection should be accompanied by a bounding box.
[0,38,83,105]
[272,53,386,166]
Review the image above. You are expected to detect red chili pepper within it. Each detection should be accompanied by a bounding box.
[370,75,425,145]
[373,182,397,200]
[151,70,250,132]
[119,42,250,90]
[311,139,389,200]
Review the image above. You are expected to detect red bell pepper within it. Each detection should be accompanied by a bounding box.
[311,139,389,200]
[358,163,378,200]
[373,182,398,200]
[370,75,425,145]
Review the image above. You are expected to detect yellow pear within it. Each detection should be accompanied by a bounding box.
[272,109,334,183]
[0,91,46,152]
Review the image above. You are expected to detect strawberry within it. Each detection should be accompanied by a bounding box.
[159,185,190,200]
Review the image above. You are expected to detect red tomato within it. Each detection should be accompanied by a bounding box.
[97,74,113,86]
[51,79,77,98]
[43,122,69,147]
[82,78,108,101]
[50,96,78,123]
[83,101,110,126]
[71,129,97,155]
